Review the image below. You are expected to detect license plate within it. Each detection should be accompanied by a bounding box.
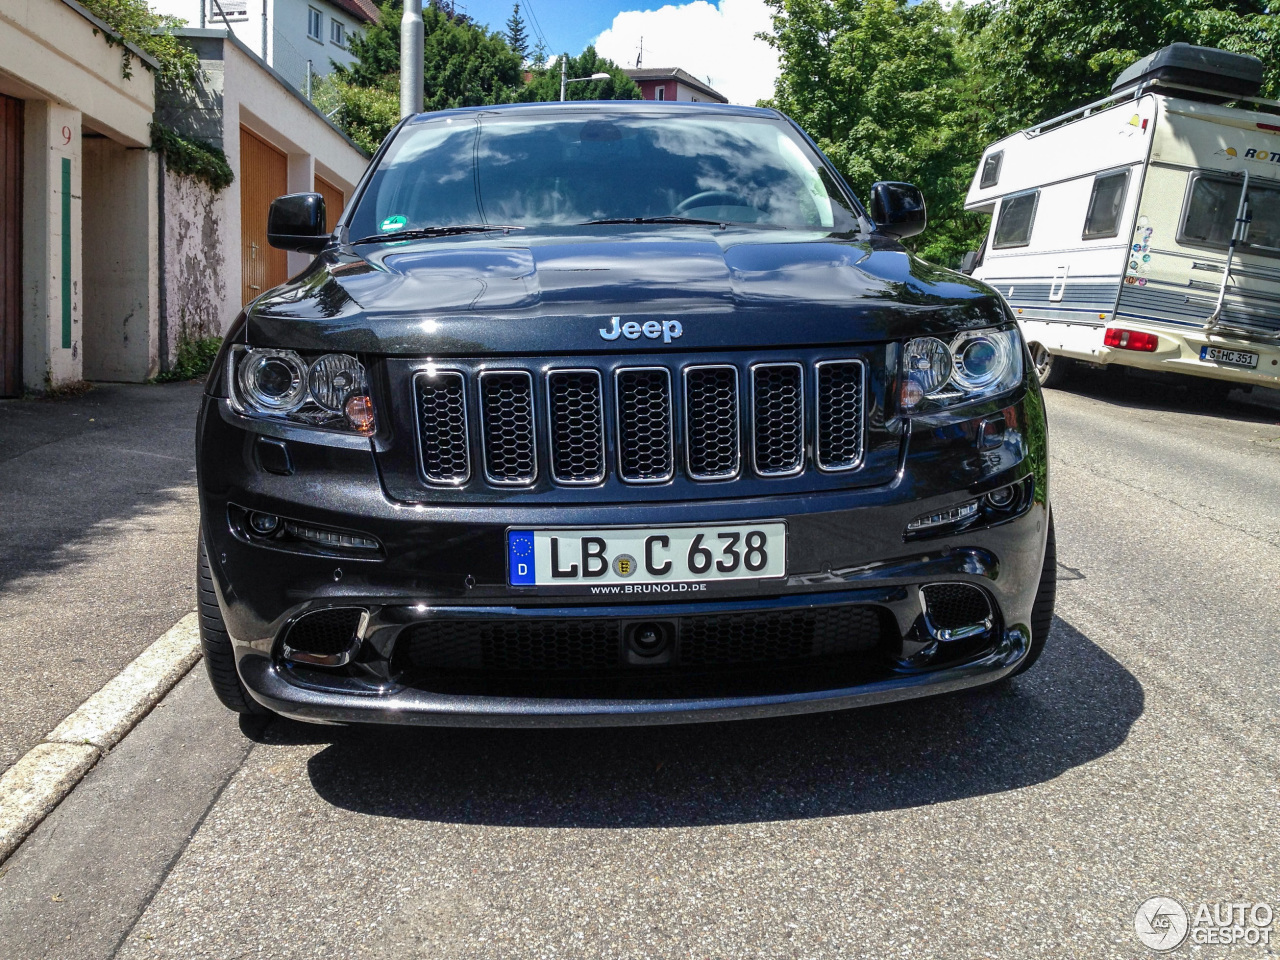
[1200,345,1258,368]
[508,523,787,588]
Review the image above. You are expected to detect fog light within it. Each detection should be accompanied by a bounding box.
[986,485,1017,508]
[906,501,979,531]
[344,394,376,434]
[248,512,280,535]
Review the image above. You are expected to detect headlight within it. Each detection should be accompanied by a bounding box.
[228,346,376,434]
[900,326,1022,413]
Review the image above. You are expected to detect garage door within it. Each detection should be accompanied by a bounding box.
[315,174,345,230]
[239,127,288,305]
[0,93,22,397]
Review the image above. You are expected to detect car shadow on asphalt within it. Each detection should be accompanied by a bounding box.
[287,616,1143,827]
[1050,368,1280,423]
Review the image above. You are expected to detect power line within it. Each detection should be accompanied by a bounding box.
[521,0,549,52]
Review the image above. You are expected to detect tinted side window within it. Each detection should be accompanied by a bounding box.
[993,191,1038,248]
[1082,170,1129,239]
[980,151,1002,189]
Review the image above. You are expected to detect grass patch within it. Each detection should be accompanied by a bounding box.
[155,335,223,383]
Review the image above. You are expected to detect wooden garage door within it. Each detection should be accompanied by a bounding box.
[0,94,22,397]
[315,174,344,230]
[239,127,288,305]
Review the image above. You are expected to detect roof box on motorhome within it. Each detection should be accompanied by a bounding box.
[1111,43,1263,99]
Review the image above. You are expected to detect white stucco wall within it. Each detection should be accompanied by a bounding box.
[162,172,229,362]
[159,30,366,337]
[0,0,158,390]
[150,0,364,94]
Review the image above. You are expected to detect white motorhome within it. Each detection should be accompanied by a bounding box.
[963,44,1280,392]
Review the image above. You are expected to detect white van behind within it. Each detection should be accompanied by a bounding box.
[963,44,1280,393]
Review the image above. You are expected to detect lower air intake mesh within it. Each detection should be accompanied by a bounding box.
[394,605,887,674]
[284,608,364,657]
[921,583,992,631]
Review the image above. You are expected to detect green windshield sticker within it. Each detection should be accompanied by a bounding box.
[380,215,407,233]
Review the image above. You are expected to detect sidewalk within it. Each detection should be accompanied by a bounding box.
[0,382,205,775]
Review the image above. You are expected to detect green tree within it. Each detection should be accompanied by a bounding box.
[506,3,529,63]
[331,0,527,148]
[519,46,642,102]
[762,0,983,265]
[964,0,1280,141]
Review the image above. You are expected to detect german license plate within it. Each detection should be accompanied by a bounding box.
[508,523,787,589]
[1200,345,1258,368]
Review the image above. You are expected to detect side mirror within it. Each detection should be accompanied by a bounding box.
[959,251,979,275]
[267,193,327,253]
[869,181,926,239]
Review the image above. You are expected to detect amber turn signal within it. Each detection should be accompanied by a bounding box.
[344,394,376,434]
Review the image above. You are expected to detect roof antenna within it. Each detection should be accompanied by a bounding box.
[636,35,643,69]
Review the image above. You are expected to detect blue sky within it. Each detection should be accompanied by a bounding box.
[453,0,780,105]
[456,1,625,57]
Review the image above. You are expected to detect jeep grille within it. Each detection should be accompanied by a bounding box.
[409,356,868,489]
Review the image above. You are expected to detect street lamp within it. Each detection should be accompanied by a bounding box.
[560,60,612,101]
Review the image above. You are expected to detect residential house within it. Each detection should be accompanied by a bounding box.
[624,68,727,105]
[151,0,378,95]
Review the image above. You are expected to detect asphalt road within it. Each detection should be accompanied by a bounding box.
[0,382,204,773]
[1,374,1278,959]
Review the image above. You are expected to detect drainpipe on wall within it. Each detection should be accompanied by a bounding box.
[261,0,269,62]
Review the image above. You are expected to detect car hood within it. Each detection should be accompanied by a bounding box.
[245,228,1010,354]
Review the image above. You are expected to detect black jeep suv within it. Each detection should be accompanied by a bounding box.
[196,101,1054,726]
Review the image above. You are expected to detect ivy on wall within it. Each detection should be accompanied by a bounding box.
[150,123,234,192]
[79,0,201,90]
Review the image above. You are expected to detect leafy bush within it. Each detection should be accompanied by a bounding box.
[79,0,200,90]
[155,335,223,383]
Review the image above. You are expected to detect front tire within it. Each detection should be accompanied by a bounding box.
[1029,342,1072,389]
[1006,511,1056,679]
[198,531,270,715]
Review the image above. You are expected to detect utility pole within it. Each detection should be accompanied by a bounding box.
[560,57,566,102]
[401,0,424,117]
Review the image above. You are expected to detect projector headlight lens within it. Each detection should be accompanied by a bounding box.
[238,350,307,411]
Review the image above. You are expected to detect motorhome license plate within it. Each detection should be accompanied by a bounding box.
[1200,346,1258,368]
[507,523,787,587]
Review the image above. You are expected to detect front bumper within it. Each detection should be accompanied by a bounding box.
[198,385,1050,726]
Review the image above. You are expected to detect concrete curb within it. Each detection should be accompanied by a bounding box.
[0,613,201,864]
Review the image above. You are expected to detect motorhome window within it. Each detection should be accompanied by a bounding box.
[1182,174,1280,253]
[1082,170,1129,239]
[993,191,1038,248]
[980,152,1003,189]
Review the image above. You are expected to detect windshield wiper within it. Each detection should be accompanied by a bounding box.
[582,216,727,226]
[351,224,524,244]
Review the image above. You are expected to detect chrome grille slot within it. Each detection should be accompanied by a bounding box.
[414,370,470,485]
[815,360,865,472]
[751,362,804,477]
[683,365,740,480]
[547,369,606,485]
[615,367,674,483]
[479,370,537,485]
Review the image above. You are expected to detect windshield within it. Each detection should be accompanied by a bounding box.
[347,113,860,240]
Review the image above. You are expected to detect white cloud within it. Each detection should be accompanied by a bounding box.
[593,0,780,106]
